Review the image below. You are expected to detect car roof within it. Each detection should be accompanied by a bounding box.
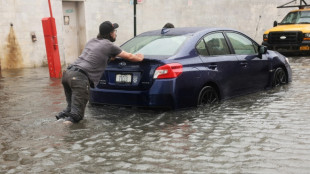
[137,27,234,36]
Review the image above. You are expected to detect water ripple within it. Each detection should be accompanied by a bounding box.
[1,57,310,173]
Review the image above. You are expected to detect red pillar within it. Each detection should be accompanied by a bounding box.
[41,0,62,78]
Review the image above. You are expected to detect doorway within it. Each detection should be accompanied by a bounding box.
[62,1,86,64]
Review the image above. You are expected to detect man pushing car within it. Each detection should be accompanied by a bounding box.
[56,21,144,124]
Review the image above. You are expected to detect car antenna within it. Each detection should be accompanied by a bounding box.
[277,0,310,9]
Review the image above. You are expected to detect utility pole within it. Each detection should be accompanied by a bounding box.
[134,0,137,37]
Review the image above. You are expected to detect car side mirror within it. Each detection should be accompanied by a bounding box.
[258,45,267,58]
[273,21,278,27]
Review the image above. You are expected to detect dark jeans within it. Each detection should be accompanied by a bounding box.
[60,67,90,122]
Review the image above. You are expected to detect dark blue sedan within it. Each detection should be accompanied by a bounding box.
[90,27,292,109]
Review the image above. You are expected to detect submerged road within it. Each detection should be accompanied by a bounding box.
[0,56,310,173]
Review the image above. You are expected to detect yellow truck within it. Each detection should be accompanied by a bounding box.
[262,1,310,54]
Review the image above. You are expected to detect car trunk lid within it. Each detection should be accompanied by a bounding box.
[96,58,162,90]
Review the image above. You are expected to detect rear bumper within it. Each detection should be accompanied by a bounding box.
[262,41,310,53]
[89,79,176,109]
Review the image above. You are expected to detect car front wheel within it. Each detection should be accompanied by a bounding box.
[272,67,287,87]
[197,86,219,106]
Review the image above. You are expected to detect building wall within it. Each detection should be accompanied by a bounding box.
[0,0,63,69]
[0,0,295,69]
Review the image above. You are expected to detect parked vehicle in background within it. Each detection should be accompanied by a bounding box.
[262,0,310,54]
[90,27,292,109]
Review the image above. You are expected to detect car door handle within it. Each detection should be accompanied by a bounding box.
[208,64,217,70]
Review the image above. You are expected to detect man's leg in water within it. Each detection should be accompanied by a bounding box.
[56,70,72,120]
[64,71,89,123]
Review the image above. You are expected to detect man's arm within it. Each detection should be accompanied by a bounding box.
[116,51,144,62]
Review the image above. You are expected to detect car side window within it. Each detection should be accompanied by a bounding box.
[204,33,230,56]
[196,39,209,56]
[226,33,258,55]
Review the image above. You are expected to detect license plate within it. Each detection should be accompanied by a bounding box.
[116,74,132,83]
[300,45,310,50]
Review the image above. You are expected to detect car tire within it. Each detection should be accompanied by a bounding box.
[197,86,219,106]
[272,67,287,87]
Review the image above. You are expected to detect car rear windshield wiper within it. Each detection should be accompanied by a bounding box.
[298,22,310,24]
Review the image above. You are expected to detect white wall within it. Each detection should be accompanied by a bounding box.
[0,0,294,69]
[0,0,64,69]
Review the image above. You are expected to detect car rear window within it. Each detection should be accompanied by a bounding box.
[121,35,188,57]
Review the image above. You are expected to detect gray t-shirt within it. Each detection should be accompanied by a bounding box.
[73,38,122,86]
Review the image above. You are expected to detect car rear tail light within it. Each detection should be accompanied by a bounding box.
[153,63,183,79]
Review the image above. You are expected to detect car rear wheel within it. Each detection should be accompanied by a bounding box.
[197,86,219,106]
[272,67,287,87]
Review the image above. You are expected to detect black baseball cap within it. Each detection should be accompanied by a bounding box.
[99,21,119,35]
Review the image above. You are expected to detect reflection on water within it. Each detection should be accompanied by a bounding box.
[1,57,310,173]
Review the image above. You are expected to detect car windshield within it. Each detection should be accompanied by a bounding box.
[280,11,310,24]
[121,35,188,57]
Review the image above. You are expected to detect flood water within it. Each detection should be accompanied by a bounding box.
[1,56,310,173]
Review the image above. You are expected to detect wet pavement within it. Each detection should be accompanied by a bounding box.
[0,56,310,173]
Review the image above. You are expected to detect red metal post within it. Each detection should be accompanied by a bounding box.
[42,0,62,78]
[48,0,53,18]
